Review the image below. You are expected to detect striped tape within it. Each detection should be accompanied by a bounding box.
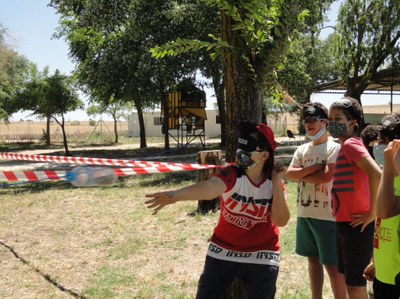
[0,152,222,182]
[0,152,218,170]
[0,170,67,182]
[0,164,216,182]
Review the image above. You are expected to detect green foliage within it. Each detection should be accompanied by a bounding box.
[70,120,81,126]
[50,0,223,148]
[0,24,31,119]
[335,0,400,97]
[16,69,83,121]
[150,37,222,59]
[276,33,341,106]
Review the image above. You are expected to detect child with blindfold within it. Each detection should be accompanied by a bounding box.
[287,102,346,299]
[145,122,289,299]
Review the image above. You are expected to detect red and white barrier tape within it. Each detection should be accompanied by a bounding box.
[0,170,67,182]
[0,152,217,170]
[0,164,216,182]
[0,152,223,182]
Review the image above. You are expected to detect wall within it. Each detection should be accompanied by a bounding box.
[128,110,300,138]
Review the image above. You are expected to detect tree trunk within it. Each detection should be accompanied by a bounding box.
[197,150,222,214]
[162,92,170,150]
[213,76,227,148]
[221,11,264,162]
[220,10,264,299]
[59,115,70,156]
[46,115,51,146]
[134,98,147,148]
[113,116,119,143]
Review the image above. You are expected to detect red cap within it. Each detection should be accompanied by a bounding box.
[256,123,276,151]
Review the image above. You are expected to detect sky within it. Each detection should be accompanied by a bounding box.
[1,1,397,121]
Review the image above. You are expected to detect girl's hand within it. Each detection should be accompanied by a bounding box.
[145,191,177,213]
[350,212,375,232]
[272,163,287,181]
[363,262,375,281]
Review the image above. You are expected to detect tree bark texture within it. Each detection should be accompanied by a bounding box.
[134,98,147,148]
[221,11,264,162]
[113,117,118,143]
[220,10,264,299]
[197,150,222,214]
[46,115,51,146]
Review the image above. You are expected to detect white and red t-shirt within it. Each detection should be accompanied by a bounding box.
[332,137,371,222]
[290,139,339,221]
[206,166,284,266]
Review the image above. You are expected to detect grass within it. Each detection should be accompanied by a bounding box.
[0,145,340,298]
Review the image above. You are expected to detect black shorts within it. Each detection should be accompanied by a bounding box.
[336,221,374,286]
[373,278,400,299]
[196,256,278,299]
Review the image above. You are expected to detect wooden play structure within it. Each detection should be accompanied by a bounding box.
[162,87,207,147]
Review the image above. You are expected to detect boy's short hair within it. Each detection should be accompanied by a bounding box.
[379,113,400,141]
[302,102,328,120]
[330,96,363,124]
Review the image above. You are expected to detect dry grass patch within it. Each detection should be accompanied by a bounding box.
[0,168,338,298]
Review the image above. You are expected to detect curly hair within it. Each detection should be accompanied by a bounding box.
[360,124,380,157]
[379,113,400,141]
[360,124,380,147]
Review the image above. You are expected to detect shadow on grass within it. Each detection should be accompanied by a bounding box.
[0,171,198,196]
[130,171,198,188]
[0,143,63,153]
[0,180,71,195]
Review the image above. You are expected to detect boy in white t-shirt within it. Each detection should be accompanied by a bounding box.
[287,102,346,299]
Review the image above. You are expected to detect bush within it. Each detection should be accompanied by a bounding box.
[70,120,81,126]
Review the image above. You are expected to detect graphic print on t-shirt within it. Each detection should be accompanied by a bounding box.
[223,190,272,230]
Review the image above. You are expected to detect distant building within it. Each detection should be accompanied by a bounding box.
[128,110,221,138]
[128,110,301,138]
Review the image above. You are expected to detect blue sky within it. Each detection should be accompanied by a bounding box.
[0,1,395,121]
[0,1,74,74]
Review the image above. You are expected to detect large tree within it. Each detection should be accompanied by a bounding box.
[86,100,132,144]
[0,25,31,119]
[153,0,334,159]
[16,68,83,155]
[334,0,400,117]
[50,0,221,149]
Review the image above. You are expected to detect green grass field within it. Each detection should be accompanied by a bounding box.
[0,171,342,298]
[0,140,362,298]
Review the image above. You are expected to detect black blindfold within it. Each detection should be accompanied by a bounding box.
[237,136,258,152]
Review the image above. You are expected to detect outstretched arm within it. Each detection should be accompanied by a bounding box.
[145,176,226,213]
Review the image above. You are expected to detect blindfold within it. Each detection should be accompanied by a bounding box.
[237,136,258,152]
